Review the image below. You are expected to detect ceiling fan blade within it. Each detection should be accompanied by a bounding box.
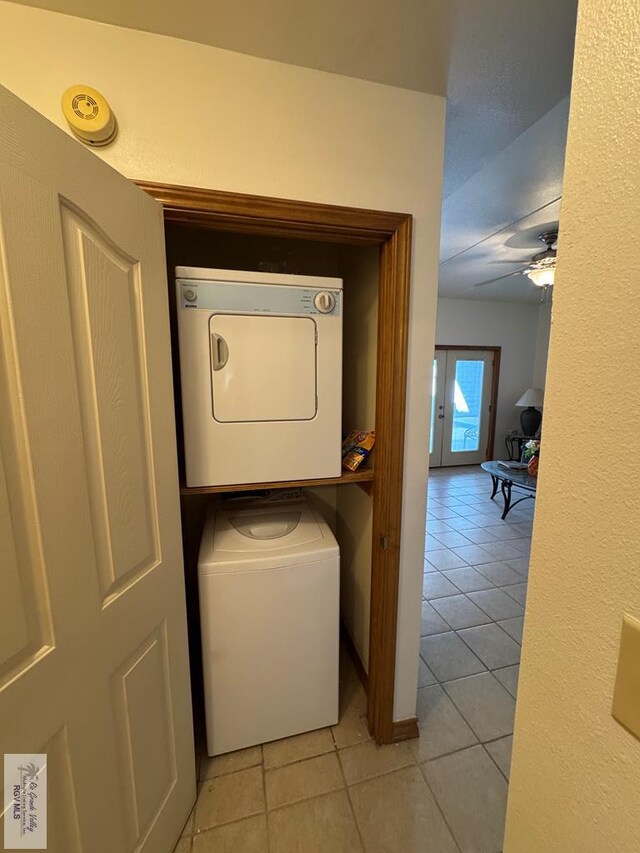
[473,269,526,288]
[489,259,536,265]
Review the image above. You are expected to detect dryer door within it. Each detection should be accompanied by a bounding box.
[209,314,318,422]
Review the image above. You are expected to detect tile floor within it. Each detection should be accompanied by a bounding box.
[418,465,532,851]
[175,466,531,853]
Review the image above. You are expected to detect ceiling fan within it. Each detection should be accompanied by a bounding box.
[474,230,558,297]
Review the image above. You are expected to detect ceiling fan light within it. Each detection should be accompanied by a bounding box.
[527,267,555,287]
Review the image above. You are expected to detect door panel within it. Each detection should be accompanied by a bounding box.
[441,350,493,466]
[0,218,55,689]
[44,727,82,853]
[112,624,176,847]
[0,444,49,676]
[429,351,446,468]
[430,349,495,468]
[0,84,194,852]
[60,204,160,603]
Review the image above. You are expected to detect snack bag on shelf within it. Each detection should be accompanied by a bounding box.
[341,430,375,472]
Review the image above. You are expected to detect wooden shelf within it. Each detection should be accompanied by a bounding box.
[179,467,374,496]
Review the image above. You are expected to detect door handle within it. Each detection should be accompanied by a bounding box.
[211,333,229,371]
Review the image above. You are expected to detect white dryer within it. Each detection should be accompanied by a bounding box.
[198,496,340,755]
[176,266,343,487]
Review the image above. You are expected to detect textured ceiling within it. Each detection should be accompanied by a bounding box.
[440,0,578,302]
[10,0,579,302]
[444,0,579,199]
[439,99,569,302]
[6,0,454,95]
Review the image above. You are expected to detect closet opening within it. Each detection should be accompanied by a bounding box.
[139,182,413,744]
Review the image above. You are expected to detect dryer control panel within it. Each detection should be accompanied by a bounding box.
[177,279,342,317]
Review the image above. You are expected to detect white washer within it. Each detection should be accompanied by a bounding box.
[176,266,343,487]
[198,497,340,756]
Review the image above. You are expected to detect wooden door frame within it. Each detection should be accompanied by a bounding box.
[434,345,501,461]
[137,181,414,744]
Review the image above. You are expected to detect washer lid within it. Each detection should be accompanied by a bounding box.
[199,500,338,573]
[229,510,302,541]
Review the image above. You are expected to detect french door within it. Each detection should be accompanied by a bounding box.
[430,348,497,467]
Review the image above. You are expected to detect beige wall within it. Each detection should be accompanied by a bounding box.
[0,1,445,720]
[435,297,548,448]
[505,1,640,850]
[532,301,552,389]
[336,246,379,668]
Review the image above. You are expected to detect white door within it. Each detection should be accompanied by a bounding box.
[210,314,317,422]
[0,85,194,852]
[430,349,495,467]
[429,350,446,467]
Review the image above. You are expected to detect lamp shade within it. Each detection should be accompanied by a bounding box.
[515,388,544,408]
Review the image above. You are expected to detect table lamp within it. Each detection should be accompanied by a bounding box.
[515,388,544,436]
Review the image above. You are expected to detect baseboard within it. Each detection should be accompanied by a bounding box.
[391,716,419,742]
[339,621,368,693]
[339,621,419,744]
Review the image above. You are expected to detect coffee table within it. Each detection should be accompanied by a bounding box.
[480,460,537,520]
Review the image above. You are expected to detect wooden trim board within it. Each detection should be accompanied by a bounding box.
[180,467,374,496]
[391,717,419,742]
[367,215,412,743]
[140,181,412,744]
[487,348,501,460]
[136,181,404,245]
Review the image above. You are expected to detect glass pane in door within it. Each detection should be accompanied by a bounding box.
[451,360,484,453]
[430,358,437,455]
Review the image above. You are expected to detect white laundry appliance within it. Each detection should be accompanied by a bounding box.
[175,266,343,487]
[198,496,340,756]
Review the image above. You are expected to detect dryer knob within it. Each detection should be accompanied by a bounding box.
[314,291,336,313]
[183,288,197,302]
